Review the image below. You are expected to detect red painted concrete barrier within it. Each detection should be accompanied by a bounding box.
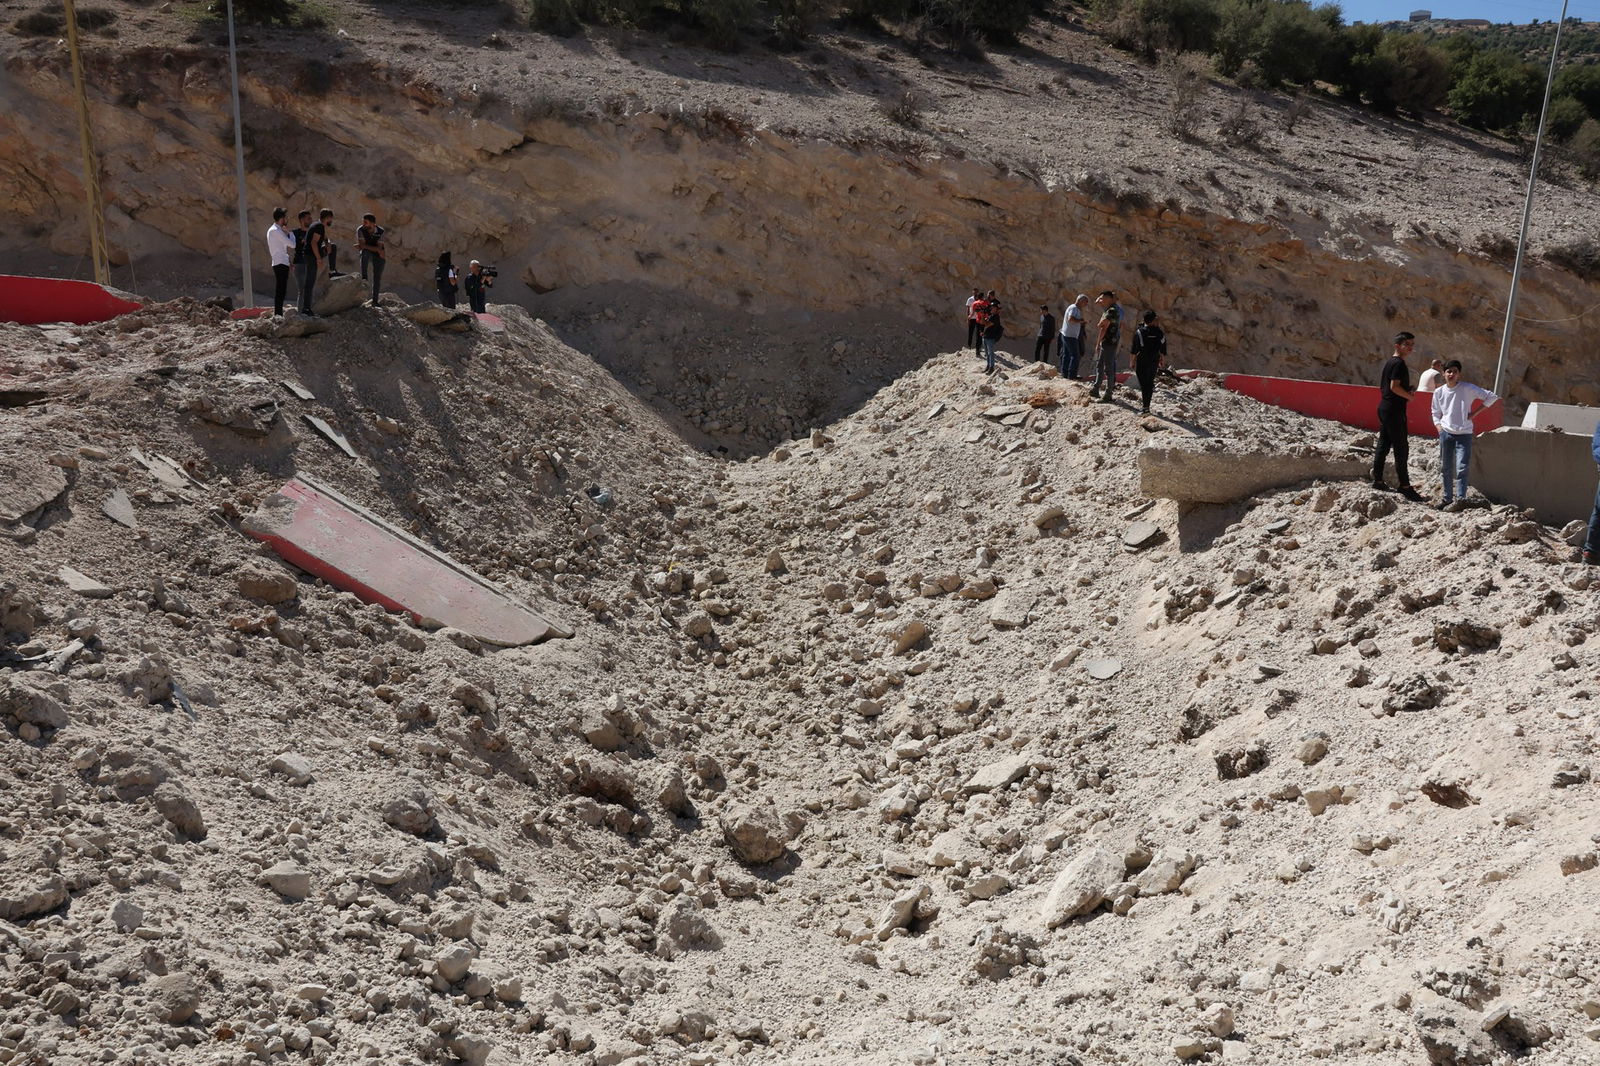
[1220,374,1504,438]
[0,275,142,325]
[242,474,570,647]
[229,307,271,320]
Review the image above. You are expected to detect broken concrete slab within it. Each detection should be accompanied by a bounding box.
[302,415,358,459]
[1084,657,1122,680]
[963,754,1033,794]
[989,588,1035,629]
[1139,439,1369,505]
[58,566,113,599]
[1122,521,1163,549]
[101,488,138,529]
[0,456,67,524]
[242,474,570,647]
[280,380,315,401]
[1471,427,1600,526]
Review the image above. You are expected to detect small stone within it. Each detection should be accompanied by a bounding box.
[58,565,113,599]
[1295,732,1329,765]
[1123,520,1163,549]
[890,619,929,655]
[260,861,312,899]
[436,944,475,983]
[720,803,789,865]
[1560,852,1599,876]
[1040,847,1122,927]
[109,898,145,932]
[1084,657,1122,680]
[382,785,437,836]
[963,755,1032,794]
[236,566,298,604]
[152,782,207,839]
[268,753,315,786]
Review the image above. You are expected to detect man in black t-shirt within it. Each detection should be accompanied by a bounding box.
[1373,331,1423,501]
[1034,305,1056,363]
[299,211,328,314]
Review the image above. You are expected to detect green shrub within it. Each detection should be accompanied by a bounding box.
[208,0,298,24]
[1545,234,1600,281]
[13,10,62,34]
[1554,63,1600,119]
[1373,33,1450,113]
[1447,49,1541,131]
[1547,95,1588,142]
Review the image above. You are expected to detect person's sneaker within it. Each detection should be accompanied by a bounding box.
[1584,550,1599,566]
[1088,390,1099,399]
[1399,486,1425,502]
[1436,499,1453,510]
[1371,480,1388,491]
[1445,499,1466,513]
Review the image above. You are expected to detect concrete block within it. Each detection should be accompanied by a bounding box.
[1471,427,1599,526]
[1520,403,1600,436]
[1139,440,1369,504]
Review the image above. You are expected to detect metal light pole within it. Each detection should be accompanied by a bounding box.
[62,0,109,286]
[225,0,253,309]
[1492,0,1570,397]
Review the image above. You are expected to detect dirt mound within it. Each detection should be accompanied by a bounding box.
[2,308,1597,1066]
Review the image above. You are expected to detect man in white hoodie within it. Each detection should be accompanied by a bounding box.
[1430,360,1499,511]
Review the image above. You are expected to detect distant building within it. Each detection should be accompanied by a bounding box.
[1410,9,1431,20]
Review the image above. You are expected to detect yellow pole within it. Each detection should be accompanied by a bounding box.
[62,0,109,286]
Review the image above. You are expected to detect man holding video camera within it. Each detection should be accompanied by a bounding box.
[464,260,496,314]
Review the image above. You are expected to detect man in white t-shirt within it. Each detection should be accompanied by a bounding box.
[1430,359,1498,511]
[265,207,296,317]
[1416,357,1445,393]
[1058,294,1088,379]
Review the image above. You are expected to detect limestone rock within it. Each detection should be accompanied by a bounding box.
[890,618,929,655]
[0,673,69,729]
[719,802,789,865]
[149,972,205,1024]
[963,755,1032,794]
[311,271,367,316]
[2,876,69,921]
[58,565,113,599]
[1040,847,1123,927]
[656,894,722,958]
[989,588,1035,629]
[152,782,207,839]
[268,752,315,786]
[260,861,312,899]
[437,943,475,983]
[237,565,298,604]
[109,898,144,932]
[383,784,438,836]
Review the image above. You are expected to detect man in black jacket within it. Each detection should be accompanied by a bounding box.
[1034,305,1056,363]
[1130,310,1167,414]
[1373,332,1424,502]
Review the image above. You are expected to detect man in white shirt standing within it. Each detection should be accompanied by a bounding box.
[265,207,296,317]
[1416,357,1445,394]
[1430,359,1499,511]
[1059,294,1088,380]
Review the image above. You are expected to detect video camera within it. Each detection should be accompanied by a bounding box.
[481,266,498,279]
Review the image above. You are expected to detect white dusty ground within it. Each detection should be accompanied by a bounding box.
[2,299,1598,1066]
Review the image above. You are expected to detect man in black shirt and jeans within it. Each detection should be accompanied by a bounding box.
[1373,331,1424,502]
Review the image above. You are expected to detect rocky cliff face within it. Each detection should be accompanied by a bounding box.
[3,46,1596,404]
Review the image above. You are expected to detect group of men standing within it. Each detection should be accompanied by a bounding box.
[263,207,387,316]
[965,288,1170,414]
[1371,331,1502,511]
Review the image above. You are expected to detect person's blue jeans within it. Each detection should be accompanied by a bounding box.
[1059,334,1081,379]
[1438,431,1472,503]
[983,337,998,371]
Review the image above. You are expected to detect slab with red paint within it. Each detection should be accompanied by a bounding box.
[1220,374,1503,438]
[0,275,142,325]
[229,307,271,320]
[242,474,570,647]
[474,312,505,334]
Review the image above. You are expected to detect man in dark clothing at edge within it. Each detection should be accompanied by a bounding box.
[1033,305,1056,363]
[1373,331,1425,502]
